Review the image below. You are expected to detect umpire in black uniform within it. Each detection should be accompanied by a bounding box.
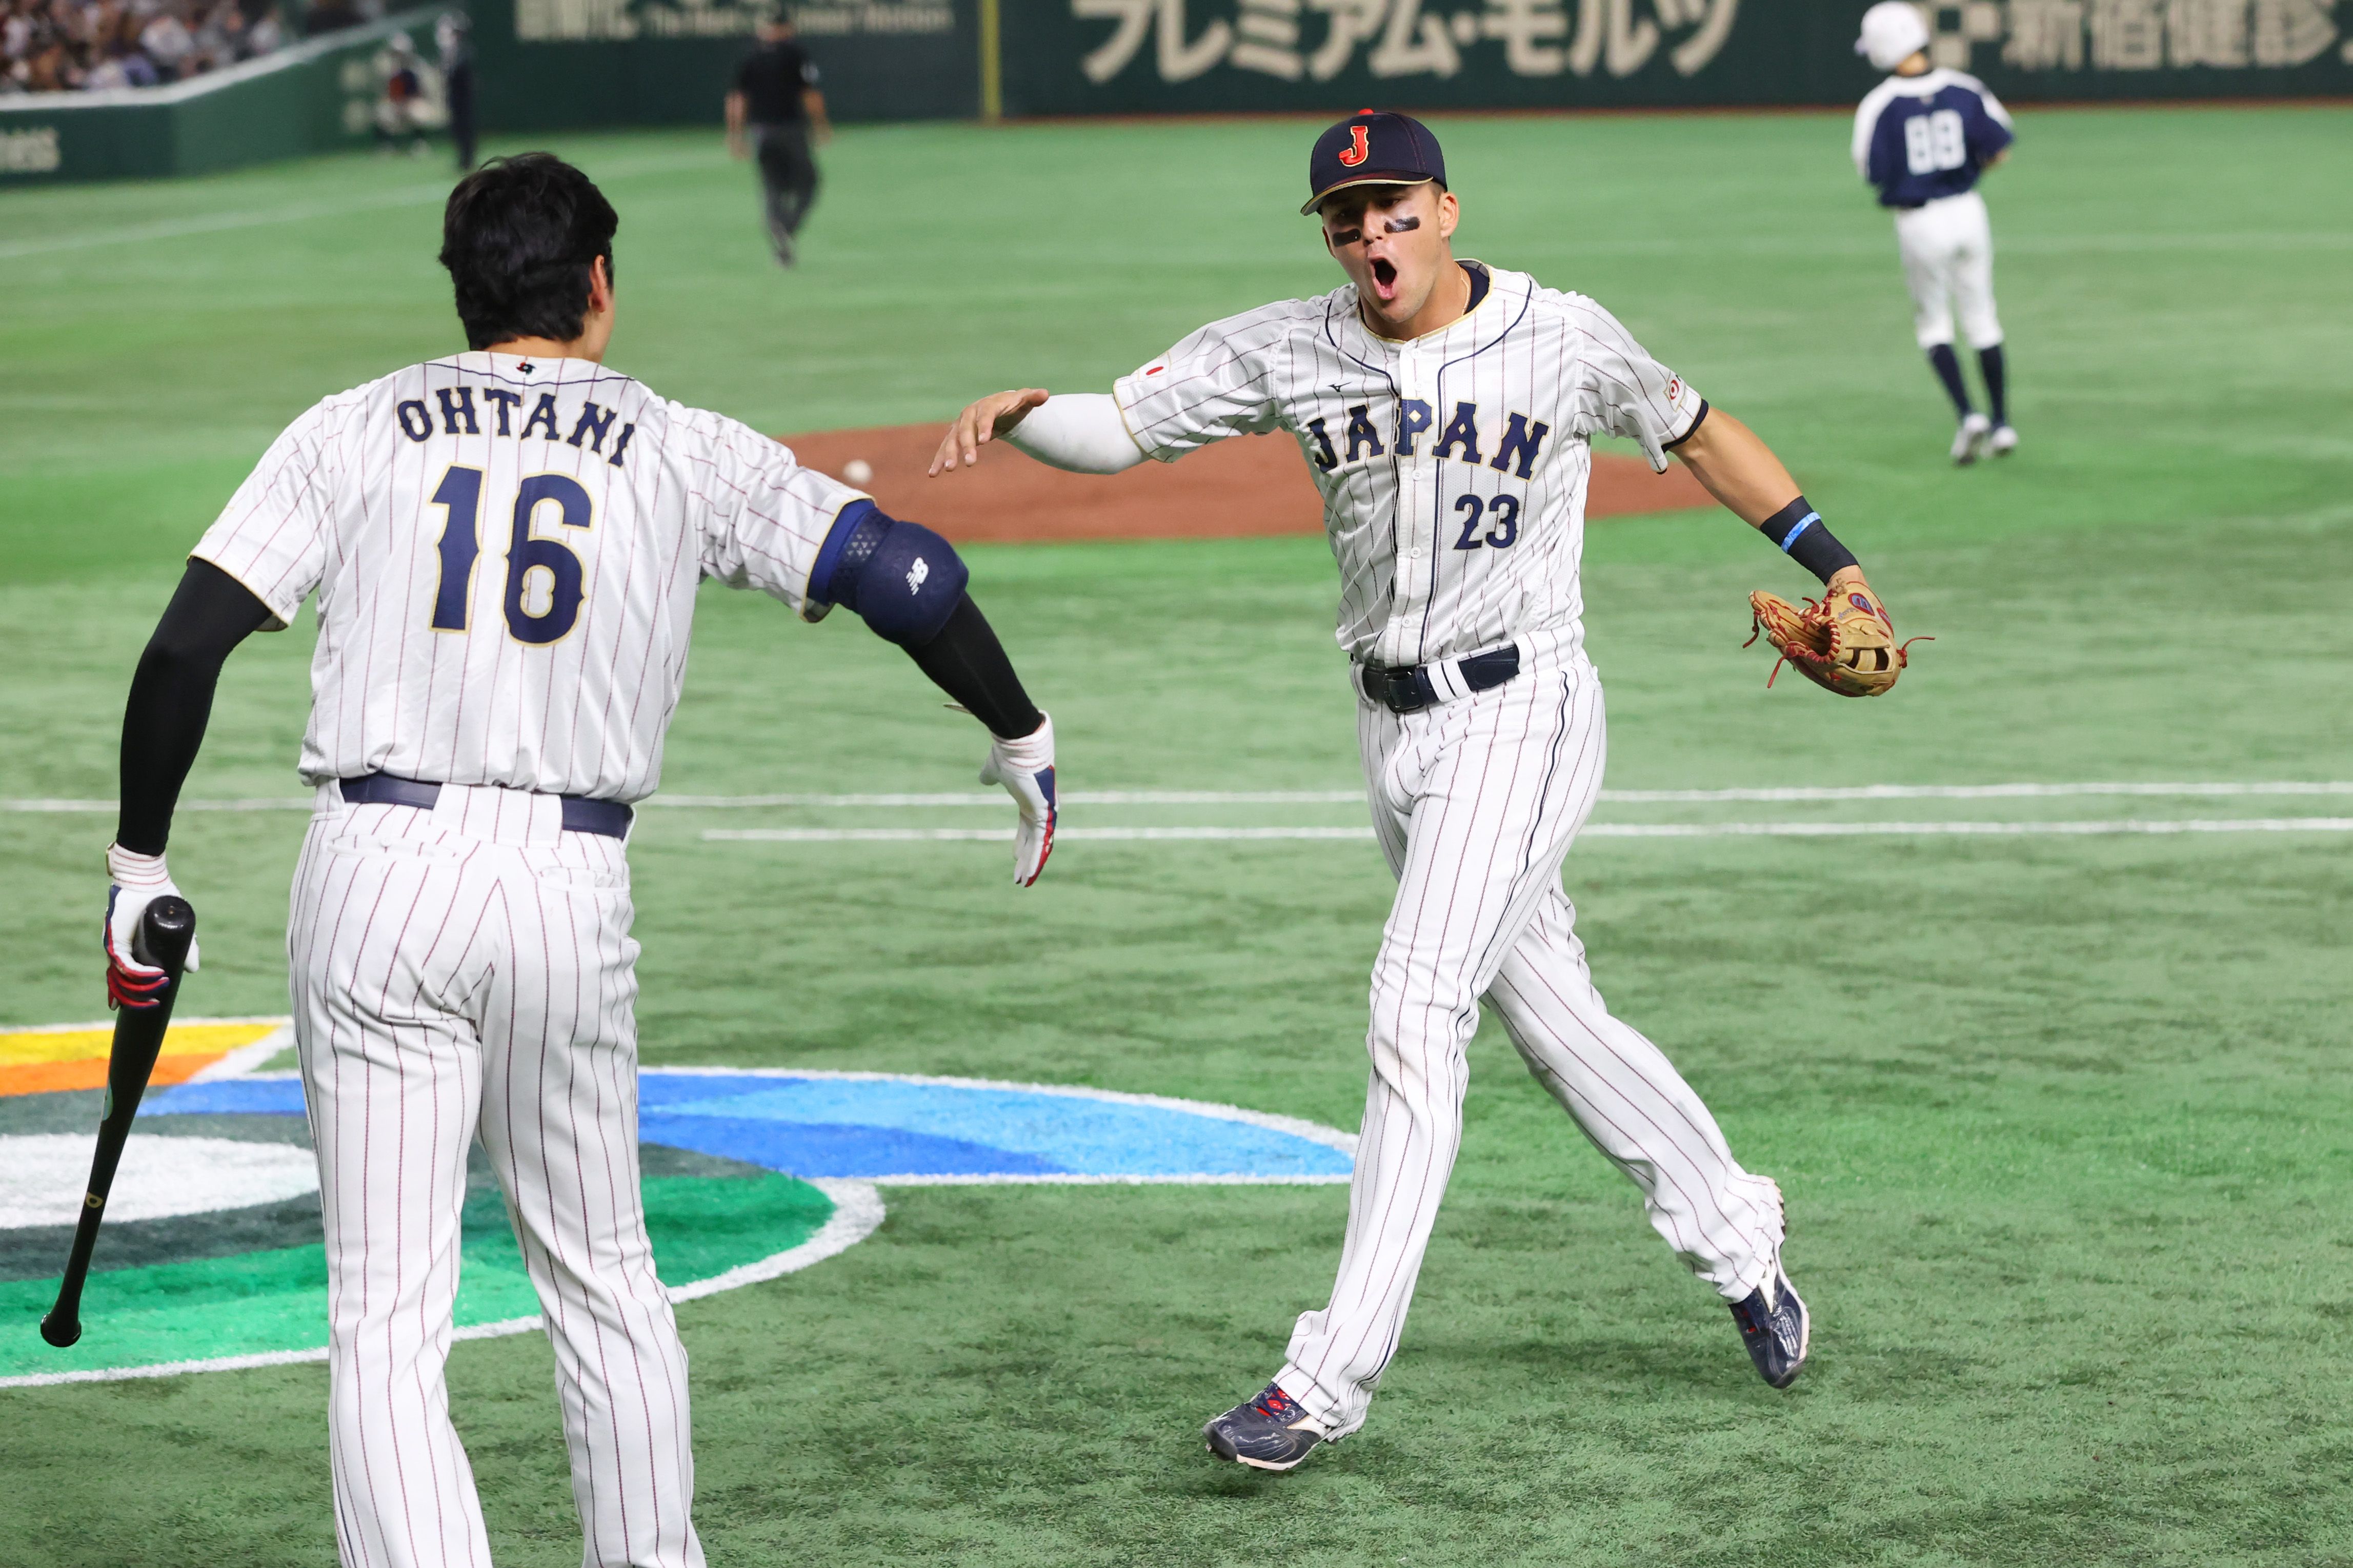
[437,11,476,173]
[726,14,832,267]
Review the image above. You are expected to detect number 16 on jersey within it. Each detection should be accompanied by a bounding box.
[429,466,595,645]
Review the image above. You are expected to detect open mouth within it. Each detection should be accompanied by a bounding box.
[1369,256,1399,301]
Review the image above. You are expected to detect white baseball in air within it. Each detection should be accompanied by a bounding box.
[842,459,873,485]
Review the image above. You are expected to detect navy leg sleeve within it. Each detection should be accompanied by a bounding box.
[1926,344,1974,419]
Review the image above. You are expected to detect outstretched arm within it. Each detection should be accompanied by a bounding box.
[807,502,1058,885]
[929,389,1145,477]
[1668,408,1871,600]
[105,559,274,1002]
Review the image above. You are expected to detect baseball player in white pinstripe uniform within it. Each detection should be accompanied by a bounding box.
[100,155,1057,1564]
[936,112,1905,1470]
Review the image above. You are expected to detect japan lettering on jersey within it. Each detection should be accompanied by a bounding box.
[194,353,867,802]
[1853,68,2014,209]
[1113,261,1704,669]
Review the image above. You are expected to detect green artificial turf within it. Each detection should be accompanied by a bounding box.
[2,108,2351,1565]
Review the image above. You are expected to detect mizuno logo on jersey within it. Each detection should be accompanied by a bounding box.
[394,385,638,469]
[1302,399,1550,480]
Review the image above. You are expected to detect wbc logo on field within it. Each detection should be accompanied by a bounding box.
[1,1017,1354,1388]
[1338,125,1370,167]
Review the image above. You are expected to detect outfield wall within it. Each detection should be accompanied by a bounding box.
[469,0,2350,130]
[997,0,2353,115]
[3,0,2343,185]
[0,10,449,185]
[469,0,980,128]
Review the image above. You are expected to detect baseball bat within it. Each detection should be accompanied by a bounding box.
[41,895,197,1350]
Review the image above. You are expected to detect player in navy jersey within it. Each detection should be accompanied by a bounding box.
[1853,2,2018,464]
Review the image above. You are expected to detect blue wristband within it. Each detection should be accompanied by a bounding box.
[1758,495,1859,585]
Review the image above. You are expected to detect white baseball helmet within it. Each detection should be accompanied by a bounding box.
[1855,2,1931,72]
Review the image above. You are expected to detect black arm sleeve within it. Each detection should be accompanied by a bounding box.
[901,594,1043,742]
[117,559,277,855]
[1756,495,1861,586]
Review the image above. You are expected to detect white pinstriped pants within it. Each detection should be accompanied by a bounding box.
[289,786,701,1568]
[1896,190,2002,351]
[1277,658,1785,1438]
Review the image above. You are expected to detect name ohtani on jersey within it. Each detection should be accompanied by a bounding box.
[193,352,869,804]
[1113,261,1703,670]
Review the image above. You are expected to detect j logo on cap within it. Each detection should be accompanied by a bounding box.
[1302,109,1448,215]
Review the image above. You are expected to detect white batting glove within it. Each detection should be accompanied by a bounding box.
[978,713,1056,888]
[105,843,198,1010]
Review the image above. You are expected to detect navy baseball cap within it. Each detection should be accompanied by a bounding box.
[1302,110,1447,216]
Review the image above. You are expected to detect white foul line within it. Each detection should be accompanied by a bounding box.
[705,826,1377,843]
[1599,781,2353,803]
[1582,818,2353,838]
[9,782,2351,814]
[649,789,1371,808]
[703,818,2353,845]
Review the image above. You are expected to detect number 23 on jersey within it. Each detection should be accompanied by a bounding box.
[427,466,594,645]
[1453,492,1521,551]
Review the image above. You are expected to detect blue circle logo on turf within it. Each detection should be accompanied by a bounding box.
[0,1036,1353,1386]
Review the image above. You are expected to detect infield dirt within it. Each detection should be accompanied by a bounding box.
[779,423,1712,543]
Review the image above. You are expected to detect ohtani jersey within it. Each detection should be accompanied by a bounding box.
[194,352,867,802]
[1852,68,2014,209]
[1113,261,1705,670]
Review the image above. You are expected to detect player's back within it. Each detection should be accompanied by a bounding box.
[194,353,857,803]
[1852,69,2014,208]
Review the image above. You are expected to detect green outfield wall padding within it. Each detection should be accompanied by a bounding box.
[997,0,2353,115]
[467,0,981,130]
[464,0,2348,136]
[5,0,2342,182]
[0,8,450,185]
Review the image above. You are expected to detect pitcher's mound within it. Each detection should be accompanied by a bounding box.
[779,424,1712,545]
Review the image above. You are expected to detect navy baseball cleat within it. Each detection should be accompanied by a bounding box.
[1203,1382,1330,1472]
[1729,1263,1810,1389]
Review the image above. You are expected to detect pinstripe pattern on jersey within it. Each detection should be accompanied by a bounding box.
[1270,661,1781,1440]
[196,352,869,806]
[291,788,702,1568]
[1114,265,1704,669]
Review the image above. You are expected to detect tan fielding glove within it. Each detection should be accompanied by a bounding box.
[1745,583,1923,698]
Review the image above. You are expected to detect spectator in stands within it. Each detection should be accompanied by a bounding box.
[242,0,279,55]
[138,3,195,79]
[193,0,245,66]
[0,0,280,91]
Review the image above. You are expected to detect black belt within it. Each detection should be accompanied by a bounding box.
[338,772,633,839]
[1357,645,1521,715]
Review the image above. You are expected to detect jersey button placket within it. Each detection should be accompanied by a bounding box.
[1387,349,1431,667]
